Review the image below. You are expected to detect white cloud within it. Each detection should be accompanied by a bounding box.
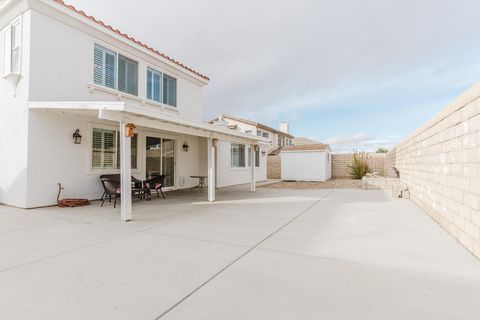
[66,0,480,140]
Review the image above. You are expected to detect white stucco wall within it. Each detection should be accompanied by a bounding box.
[28,8,204,121]
[2,2,263,208]
[26,110,207,207]
[281,150,331,182]
[0,6,31,207]
[215,140,267,188]
[17,5,210,207]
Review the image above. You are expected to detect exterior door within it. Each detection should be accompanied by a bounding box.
[145,136,175,187]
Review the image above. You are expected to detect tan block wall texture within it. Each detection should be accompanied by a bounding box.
[332,153,386,179]
[267,154,281,179]
[384,148,397,178]
[396,81,480,259]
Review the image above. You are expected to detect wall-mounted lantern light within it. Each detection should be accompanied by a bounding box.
[261,150,266,156]
[212,138,219,147]
[182,142,189,152]
[72,129,82,144]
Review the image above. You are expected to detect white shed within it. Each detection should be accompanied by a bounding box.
[280,144,332,182]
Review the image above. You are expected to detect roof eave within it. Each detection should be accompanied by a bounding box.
[38,0,209,84]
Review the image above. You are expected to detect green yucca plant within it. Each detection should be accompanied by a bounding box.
[348,153,371,179]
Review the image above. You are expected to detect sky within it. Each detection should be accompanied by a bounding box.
[68,0,480,152]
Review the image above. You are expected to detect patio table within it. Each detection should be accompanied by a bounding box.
[190,175,208,189]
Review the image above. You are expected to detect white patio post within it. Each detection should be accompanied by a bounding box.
[120,122,132,221]
[250,144,256,192]
[207,138,216,202]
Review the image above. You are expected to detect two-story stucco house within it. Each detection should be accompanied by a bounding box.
[208,115,294,187]
[0,0,267,220]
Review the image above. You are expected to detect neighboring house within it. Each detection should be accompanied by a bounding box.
[293,137,320,146]
[0,0,267,220]
[280,144,332,182]
[208,115,294,187]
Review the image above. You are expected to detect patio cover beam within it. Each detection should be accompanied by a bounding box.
[98,109,262,145]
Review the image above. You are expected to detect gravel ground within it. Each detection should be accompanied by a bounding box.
[260,179,371,189]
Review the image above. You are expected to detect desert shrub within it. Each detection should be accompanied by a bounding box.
[348,153,370,179]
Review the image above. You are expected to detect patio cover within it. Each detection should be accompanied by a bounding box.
[29,101,269,221]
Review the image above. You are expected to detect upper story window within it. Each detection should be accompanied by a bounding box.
[163,74,177,107]
[94,44,116,89]
[3,19,21,75]
[262,132,269,138]
[147,68,162,102]
[93,44,138,96]
[118,55,138,95]
[10,22,21,73]
[256,130,262,137]
[146,68,177,107]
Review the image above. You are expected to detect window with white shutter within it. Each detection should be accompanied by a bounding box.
[118,54,138,95]
[163,74,177,107]
[93,44,116,89]
[92,128,137,170]
[147,67,162,102]
[92,128,116,169]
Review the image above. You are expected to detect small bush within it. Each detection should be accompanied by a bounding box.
[348,153,370,179]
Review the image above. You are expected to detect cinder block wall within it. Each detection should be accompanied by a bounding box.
[384,148,397,178]
[332,153,386,178]
[396,81,480,258]
[267,154,281,179]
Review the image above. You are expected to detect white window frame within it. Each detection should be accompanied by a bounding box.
[162,73,177,107]
[231,143,246,168]
[231,143,261,170]
[87,122,142,175]
[146,67,163,102]
[3,16,22,76]
[93,43,139,96]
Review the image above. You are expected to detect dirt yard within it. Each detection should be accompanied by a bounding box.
[260,179,369,189]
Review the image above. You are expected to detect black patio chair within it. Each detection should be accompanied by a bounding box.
[100,177,120,208]
[100,174,146,202]
[100,174,120,201]
[143,175,167,199]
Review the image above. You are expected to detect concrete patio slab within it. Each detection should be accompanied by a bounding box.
[0,187,479,320]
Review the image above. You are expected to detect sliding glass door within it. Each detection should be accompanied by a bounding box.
[145,136,175,187]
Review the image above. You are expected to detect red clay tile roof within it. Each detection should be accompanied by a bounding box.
[281,144,330,151]
[53,0,209,81]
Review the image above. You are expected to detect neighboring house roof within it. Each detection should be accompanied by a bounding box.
[268,147,282,156]
[281,144,330,151]
[53,0,209,81]
[209,114,295,138]
[293,137,319,145]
